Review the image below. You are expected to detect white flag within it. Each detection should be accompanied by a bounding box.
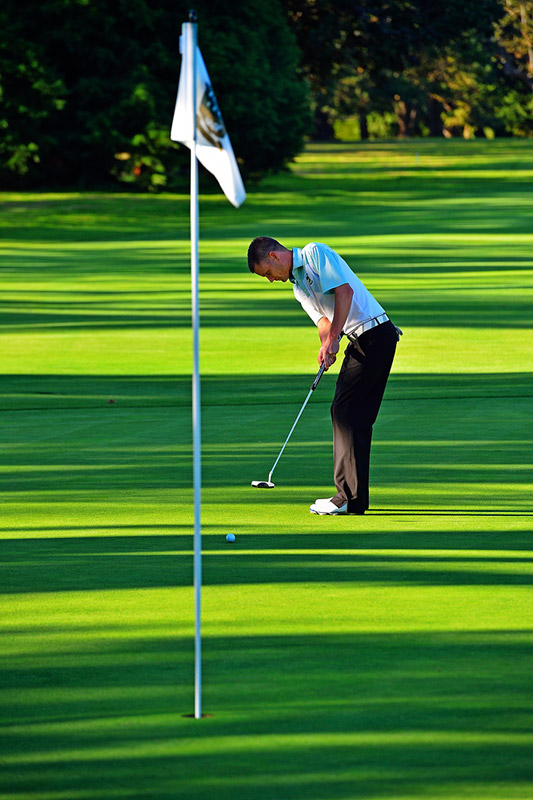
[170,33,246,208]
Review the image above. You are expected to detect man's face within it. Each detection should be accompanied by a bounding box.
[254,252,289,283]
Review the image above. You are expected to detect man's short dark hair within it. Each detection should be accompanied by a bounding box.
[247,237,283,273]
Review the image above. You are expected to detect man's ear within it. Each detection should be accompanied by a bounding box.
[269,250,280,263]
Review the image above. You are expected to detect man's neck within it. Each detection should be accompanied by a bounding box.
[288,249,294,282]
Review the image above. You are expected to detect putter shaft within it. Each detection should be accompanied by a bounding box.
[267,363,326,483]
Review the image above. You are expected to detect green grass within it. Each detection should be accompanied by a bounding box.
[0,138,532,800]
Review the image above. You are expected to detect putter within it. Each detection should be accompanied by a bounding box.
[251,362,326,488]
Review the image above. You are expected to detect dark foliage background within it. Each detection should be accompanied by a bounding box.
[283,0,533,140]
[0,0,531,190]
[0,0,310,190]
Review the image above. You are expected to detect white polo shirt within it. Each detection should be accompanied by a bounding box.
[291,243,386,336]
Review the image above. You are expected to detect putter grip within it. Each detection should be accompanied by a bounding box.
[311,362,326,391]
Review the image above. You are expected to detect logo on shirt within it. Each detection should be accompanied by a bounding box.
[305,274,313,287]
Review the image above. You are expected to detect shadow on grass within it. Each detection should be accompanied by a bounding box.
[371,509,533,516]
[1,274,533,331]
[0,531,532,593]
[1,629,532,798]
[0,375,531,513]
[1,371,532,412]
[2,140,533,248]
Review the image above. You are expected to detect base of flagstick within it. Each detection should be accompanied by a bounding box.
[182,713,214,718]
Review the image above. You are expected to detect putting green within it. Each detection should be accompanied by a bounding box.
[0,139,532,799]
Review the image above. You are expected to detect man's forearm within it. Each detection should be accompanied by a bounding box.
[330,283,353,339]
[317,284,353,340]
[317,283,354,369]
[317,316,331,342]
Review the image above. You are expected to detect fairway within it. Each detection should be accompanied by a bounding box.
[1,139,532,799]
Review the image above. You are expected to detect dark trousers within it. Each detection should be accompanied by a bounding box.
[331,320,397,512]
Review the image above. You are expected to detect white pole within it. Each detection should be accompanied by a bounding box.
[187,11,202,720]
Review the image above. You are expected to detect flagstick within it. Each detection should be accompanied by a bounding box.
[171,9,244,720]
[187,11,202,721]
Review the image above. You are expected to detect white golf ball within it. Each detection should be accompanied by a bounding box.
[226,533,236,543]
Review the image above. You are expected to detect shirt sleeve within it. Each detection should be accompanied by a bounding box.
[307,243,348,295]
[293,286,325,326]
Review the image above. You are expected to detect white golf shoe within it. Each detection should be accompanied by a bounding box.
[310,497,348,515]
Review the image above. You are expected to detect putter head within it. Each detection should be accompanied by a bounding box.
[251,480,275,488]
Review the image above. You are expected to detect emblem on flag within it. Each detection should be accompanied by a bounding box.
[197,84,226,149]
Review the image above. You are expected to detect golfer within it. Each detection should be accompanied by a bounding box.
[247,237,400,515]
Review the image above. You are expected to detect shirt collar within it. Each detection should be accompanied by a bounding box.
[290,247,305,283]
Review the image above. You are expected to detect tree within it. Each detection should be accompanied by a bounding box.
[495,0,533,91]
[0,0,311,189]
[491,0,533,135]
[418,1,533,138]
[0,7,66,180]
[281,0,502,138]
